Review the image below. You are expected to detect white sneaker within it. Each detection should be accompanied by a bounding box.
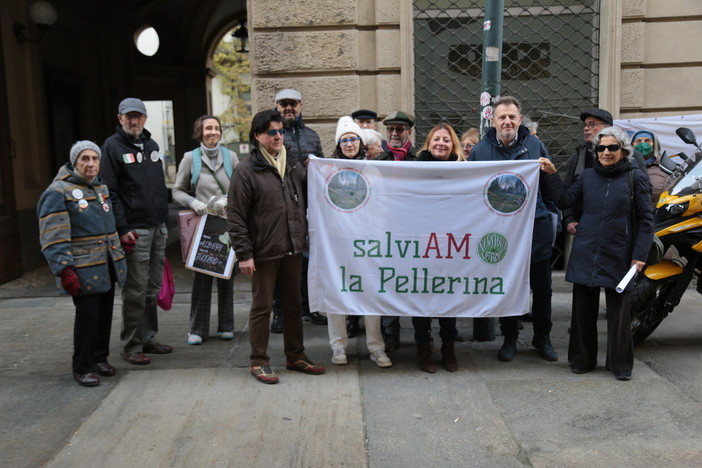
[370,350,392,368]
[187,333,203,345]
[331,347,348,365]
[218,332,234,340]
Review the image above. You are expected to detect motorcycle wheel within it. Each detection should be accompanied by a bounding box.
[629,277,675,345]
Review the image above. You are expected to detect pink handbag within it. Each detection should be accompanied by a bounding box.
[157,258,175,310]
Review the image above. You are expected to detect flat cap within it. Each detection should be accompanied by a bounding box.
[351,109,378,121]
[383,111,414,128]
[579,108,613,126]
[118,97,147,115]
[275,89,302,103]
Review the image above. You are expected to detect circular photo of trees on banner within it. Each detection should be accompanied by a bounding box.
[326,169,370,212]
[485,173,527,215]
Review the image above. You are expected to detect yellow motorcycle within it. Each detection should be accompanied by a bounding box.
[629,127,702,344]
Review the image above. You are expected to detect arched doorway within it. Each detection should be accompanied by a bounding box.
[0,0,248,280]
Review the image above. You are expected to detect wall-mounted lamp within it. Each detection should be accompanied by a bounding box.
[231,18,248,53]
[13,1,58,44]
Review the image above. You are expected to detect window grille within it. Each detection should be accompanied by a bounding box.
[414,1,600,168]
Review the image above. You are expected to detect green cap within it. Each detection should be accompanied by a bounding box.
[383,111,415,128]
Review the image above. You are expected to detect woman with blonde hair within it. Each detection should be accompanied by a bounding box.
[413,122,464,373]
[460,127,480,156]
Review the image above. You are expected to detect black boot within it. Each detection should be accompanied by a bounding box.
[497,336,517,362]
[346,316,360,338]
[271,310,283,334]
[532,333,558,362]
[417,343,436,373]
[303,311,328,325]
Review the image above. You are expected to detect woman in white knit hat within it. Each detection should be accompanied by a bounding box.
[326,116,393,368]
[331,116,368,159]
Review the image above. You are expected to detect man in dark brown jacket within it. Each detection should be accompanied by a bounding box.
[227,109,325,384]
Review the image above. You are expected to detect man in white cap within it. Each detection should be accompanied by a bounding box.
[274,89,325,163]
[100,97,172,366]
[271,89,327,329]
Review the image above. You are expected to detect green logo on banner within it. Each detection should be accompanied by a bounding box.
[477,233,508,264]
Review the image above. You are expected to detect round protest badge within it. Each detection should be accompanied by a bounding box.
[136,152,143,163]
[150,151,160,162]
[72,189,84,199]
[78,199,89,209]
[102,203,110,213]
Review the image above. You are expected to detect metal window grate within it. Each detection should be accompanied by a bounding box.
[414,1,600,168]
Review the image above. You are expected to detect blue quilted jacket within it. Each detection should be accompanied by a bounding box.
[38,164,127,295]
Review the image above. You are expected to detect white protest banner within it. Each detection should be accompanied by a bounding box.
[307,157,540,318]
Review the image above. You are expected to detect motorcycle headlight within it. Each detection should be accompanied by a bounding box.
[660,201,689,219]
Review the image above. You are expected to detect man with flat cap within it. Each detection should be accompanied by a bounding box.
[274,88,325,163]
[100,97,172,366]
[375,111,418,351]
[378,111,418,162]
[352,109,378,130]
[562,108,650,264]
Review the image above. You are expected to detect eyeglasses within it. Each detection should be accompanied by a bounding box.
[583,121,605,129]
[595,144,621,152]
[339,137,361,145]
[277,100,299,108]
[386,126,408,134]
[266,128,286,136]
[462,143,475,151]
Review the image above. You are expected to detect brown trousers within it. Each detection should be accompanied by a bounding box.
[249,254,306,366]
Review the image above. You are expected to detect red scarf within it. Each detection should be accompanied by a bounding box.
[387,140,411,161]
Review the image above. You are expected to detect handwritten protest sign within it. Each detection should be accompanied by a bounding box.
[185,214,236,279]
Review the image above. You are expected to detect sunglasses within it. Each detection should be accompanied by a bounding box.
[277,100,299,108]
[266,128,286,137]
[339,137,361,145]
[595,144,621,152]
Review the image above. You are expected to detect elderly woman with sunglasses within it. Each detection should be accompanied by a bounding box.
[541,126,653,381]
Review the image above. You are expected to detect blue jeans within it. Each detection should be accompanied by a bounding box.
[121,224,167,354]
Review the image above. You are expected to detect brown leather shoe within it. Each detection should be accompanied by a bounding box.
[122,351,151,365]
[441,340,458,372]
[94,361,116,377]
[73,372,100,387]
[143,342,173,354]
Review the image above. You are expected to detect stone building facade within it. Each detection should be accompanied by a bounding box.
[1,0,701,278]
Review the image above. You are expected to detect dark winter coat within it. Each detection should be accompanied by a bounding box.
[226,146,308,262]
[283,115,324,162]
[468,125,556,263]
[547,159,654,290]
[100,126,168,235]
[417,149,459,162]
[38,164,127,295]
[562,143,650,226]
